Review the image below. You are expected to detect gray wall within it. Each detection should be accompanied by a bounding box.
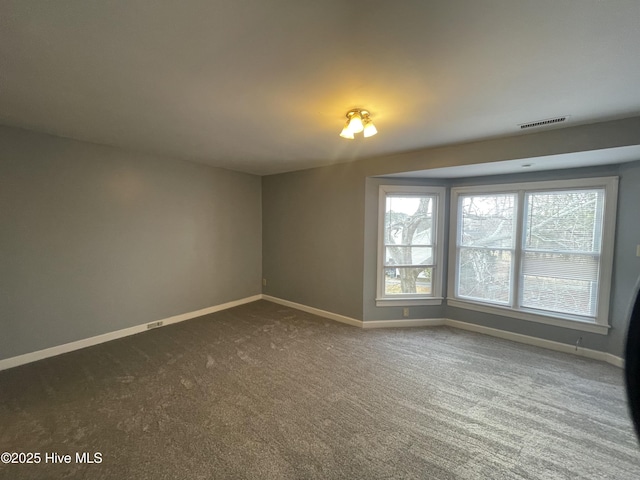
[609,161,640,356]
[4,116,637,361]
[263,117,640,356]
[262,163,367,319]
[0,126,262,360]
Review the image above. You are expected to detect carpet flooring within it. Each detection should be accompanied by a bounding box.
[0,300,639,479]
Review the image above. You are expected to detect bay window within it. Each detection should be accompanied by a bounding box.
[448,177,618,334]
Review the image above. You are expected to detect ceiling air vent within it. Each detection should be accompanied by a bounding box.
[519,116,568,130]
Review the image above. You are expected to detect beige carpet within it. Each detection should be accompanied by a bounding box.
[1,300,639,479]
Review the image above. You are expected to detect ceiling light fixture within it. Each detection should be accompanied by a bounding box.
[340,109,377,139]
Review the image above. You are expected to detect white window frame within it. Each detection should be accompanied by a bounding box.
[447,177,618,335]
[376,185,446,307]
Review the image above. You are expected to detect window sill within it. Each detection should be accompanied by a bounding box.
[376,297,444,307]
[446,298,610,335]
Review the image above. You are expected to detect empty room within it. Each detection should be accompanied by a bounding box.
[2,1,640,479]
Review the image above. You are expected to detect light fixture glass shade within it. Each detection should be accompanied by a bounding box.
[347,112,364,133]
[339,122,354,139]
[363,119,377,137]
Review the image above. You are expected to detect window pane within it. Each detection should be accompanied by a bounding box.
[521,252,599,282]
[522,276,596,317]
[460,194,516,248]
[384,267,432,295]
[522,189,604,317]
[386,196,434,246]
[458,248,511,303]
[524,190,604,252]
[384,247,433,266]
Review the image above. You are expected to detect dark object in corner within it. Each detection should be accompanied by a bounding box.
[625,289,640,439]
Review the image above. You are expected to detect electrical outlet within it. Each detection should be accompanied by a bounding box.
[402,308,409,318]
[262,278,267,287]
[147,321,163,330]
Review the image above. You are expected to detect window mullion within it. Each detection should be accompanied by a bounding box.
[512,190,526,309]
[454,198,463,299]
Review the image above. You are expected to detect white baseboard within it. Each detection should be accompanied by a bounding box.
[262,295,363,327]
[0,294,262,372]
[260,297,624,368]
[604,353,625,369]
[443,319,624,368]
[262,296,447,330]
[363,318,446,329]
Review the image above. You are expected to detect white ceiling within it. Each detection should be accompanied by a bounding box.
[1,0,640,175]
